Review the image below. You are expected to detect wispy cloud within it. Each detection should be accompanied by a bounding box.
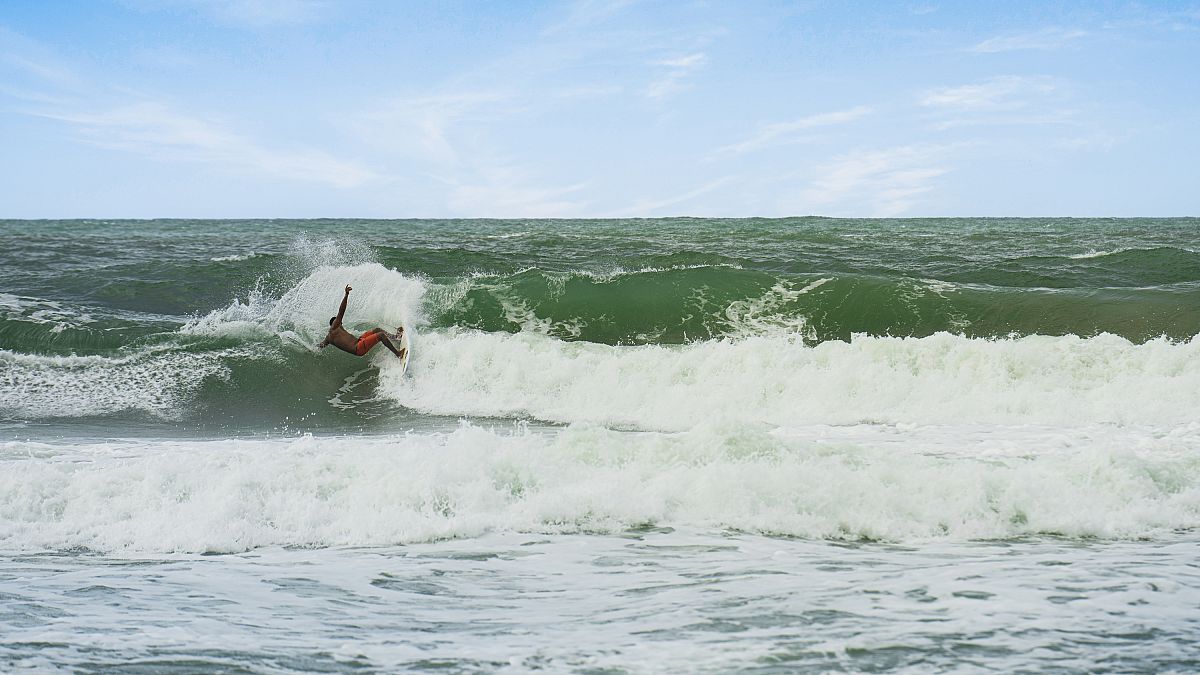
[349,92,508,166]
[647,51,706,99]
[0,50,79,104]
[5,25,372,188]
[921,75,1055,111]
[39,102,377,187]
[971,27,1088,53]
[929,110,1076,131]
[121,0,330,27]
[553,84,624,99]
[447,164,588,217]
[715,106,873,156]
[349,90,593,216]
[798,145,951,217]
[657,53,706,69]
[541,0,640,36]
[0,27,84,90]
[130,44,201,70]
[614,176,735,216]
[2,53,80,88]
[1054,133,1120,152]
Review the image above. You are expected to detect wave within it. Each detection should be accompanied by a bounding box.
[2,232,1197,427]
[4,251,1199,428]
[2,422,1196,552]
[4,235,1198,359]
[1070,248,1132,259]
[422,266,1200,344]
[381,330,1200,430]
[962,246,1200,288]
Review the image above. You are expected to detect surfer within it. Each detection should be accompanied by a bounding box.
[318,285,406,359]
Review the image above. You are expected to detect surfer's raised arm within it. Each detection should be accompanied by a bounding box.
[334,284,352,326]
[318,285,353,349]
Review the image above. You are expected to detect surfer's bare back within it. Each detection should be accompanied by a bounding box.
[318,284,406,358]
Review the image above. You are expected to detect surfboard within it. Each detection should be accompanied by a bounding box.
[390,326,410,376]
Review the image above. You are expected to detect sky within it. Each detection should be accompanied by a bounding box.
[1,0,1198,218]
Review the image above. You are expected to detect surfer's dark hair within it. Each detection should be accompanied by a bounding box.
[329,316,336,326]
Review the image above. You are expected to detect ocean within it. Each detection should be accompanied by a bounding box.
[1,217,1198,672]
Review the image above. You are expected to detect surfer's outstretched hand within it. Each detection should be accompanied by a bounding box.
[344,284,352,294]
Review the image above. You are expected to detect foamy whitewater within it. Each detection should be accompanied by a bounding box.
[2,218,1198,672]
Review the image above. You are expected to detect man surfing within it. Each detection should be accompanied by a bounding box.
[318,284,406,359]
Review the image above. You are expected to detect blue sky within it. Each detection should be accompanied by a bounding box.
[2,0,1198,218]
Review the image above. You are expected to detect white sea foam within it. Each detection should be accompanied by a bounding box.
[568,263,746,281]
[0,295,98,331]
[467,263,744,283]
[722,279,827,339]
[210,252,260,262]
[0,293,22,310]
[380,330,1200,430]
[1069,247,1130,259]
[1,422,1196,552]
[0,348,233,418]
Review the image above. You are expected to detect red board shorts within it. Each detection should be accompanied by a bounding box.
[354,330,382,356]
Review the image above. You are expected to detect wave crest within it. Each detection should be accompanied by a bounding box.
[382,331,1200,429]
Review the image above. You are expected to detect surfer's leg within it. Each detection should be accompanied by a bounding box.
[371,328,404,358]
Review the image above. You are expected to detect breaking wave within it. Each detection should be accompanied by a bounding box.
[2,422,1197,552]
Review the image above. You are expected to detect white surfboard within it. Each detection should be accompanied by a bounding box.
[390,326,410,376]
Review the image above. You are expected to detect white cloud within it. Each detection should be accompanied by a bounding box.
[40,102,377,188]
[647,51,706,99]
[715,106,873,156]
[971,27,1088,53]
[921,76,1054,111]
[919,76,1071,133]
[798,145,950,217]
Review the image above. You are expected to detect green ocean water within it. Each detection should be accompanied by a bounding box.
[1,217,1197,434]
[4,218,1198,351]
